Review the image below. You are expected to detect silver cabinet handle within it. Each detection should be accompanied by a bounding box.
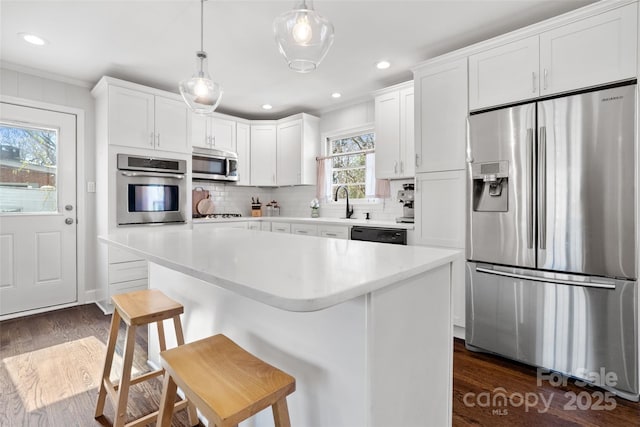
[156,132,160,147]
[415,153,419,167]
[532,72,537,93]
[120,171,185,179]
[297,230,308,234]
[543,68,548,90]
[527,128,534,249]
[538,126,547,250]
[150,131,154,147]
[325,233,337,237]
[476,266,615,289]
[400,160,404,174]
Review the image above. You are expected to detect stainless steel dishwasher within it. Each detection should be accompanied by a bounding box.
[350,226,407,245]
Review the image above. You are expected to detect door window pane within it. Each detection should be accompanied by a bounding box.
[0,123,58,213]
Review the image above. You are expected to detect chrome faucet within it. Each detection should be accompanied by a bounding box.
[334,185,354,219]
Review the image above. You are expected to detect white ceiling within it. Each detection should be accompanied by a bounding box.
[1,0,595,119]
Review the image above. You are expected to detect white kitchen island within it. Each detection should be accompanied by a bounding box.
[100,228,460,427]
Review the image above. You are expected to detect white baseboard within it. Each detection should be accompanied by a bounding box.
[84,289,97,303]
[453,324,465,340]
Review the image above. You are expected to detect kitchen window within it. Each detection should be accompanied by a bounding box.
[322,128,376,200]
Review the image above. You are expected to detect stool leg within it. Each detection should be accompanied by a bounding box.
[173,315,199,426]
[272,398,291,427]
[157,373,178,427]
[113,323,137,427]
[95,309,121,418]
[157,319,167,352]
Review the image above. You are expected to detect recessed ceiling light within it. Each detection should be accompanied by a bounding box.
[262,104,273,110]
[331,92,342,99]
[376,60,391,70]
[19,32,47,46]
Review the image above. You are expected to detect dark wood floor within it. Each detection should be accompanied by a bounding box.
[1,304,638,426]
[453,339,640,426]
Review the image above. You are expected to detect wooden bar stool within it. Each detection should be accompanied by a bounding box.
[157,334,296,427]
[95,289,198,427]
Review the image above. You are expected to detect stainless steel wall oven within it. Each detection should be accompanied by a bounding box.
[116,154,187,225]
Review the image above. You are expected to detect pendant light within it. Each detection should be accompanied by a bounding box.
[179,0,223,114]
[273,0,335,73]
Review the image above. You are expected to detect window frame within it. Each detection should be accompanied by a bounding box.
[321,123,379,204]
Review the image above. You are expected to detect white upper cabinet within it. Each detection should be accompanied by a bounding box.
[469,36,540,111]
[539,3,637,96]
[414,58,468,173]
[236,122,251,186]
[469,3,638,110]
[250,124,277,186]
[375,82,415,179]
[190,115,237,152]
[107,84,188,154]
[375,91,400,178]
[277,120,302,186]
[154,96,189,153]
[276,114,319,186]
[374,83,415,179]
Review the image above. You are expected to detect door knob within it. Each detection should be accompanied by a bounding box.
[65,218,74,225]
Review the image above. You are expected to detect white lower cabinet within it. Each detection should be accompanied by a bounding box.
[247,222,261,231]
[271,223,291,233]
[415,170,466,332]
[261,221,272,231]
[193,222,247,230]
[318,225,350,240]
[291,223,318,237]
[108,247,148,302]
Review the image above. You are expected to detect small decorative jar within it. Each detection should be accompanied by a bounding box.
[311,207,319,218]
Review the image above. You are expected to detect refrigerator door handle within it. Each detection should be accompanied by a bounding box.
[538,126,547,250]
[465,117,473,163]
[475,266,616,289]
[527,128,534,249]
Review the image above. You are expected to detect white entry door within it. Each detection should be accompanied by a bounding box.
[0,102,77,316]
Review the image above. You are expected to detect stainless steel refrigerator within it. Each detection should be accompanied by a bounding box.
[465,83,638,401]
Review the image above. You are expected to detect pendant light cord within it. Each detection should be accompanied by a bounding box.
[200,0,204,52]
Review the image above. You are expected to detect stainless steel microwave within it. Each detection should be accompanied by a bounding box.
[192,147,238,182]
[116,154,187,225]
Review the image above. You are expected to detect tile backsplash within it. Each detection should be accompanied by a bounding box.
[192,179,411,221]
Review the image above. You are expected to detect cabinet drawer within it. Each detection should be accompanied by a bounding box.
[291,223,318,236]
[271,223,291,233]
[109,246,144,263]
[109,260,148,284]
[318,225,349,240]
[109,279,148,296]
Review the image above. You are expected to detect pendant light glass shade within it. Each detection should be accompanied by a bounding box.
[273,1,335,73]
[179,0,222,114]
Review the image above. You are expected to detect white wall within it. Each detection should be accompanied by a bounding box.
[0,65,97,299]
[319,100,375,134]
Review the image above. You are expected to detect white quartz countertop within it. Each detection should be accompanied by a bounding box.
[100,228,459,312]
[192,216,415,229]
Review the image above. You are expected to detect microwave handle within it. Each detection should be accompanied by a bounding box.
[120,171,185,179]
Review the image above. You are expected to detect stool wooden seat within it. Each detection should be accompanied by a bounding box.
[95,289,198,427]
[157,334,296,427]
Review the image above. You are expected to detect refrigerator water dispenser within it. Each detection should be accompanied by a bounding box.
[471,161,508,212]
